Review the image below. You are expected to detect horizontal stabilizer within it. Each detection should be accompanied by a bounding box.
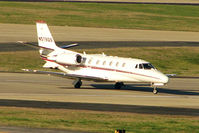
[60,43,78,49]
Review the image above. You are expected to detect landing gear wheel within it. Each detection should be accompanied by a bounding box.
[74,81,82,88]
[114,82,124,89]
[153,87,158,94]
[73,78,82,88]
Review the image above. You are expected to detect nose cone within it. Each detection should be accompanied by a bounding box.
[155,70,169,84]
[161,74,169,84]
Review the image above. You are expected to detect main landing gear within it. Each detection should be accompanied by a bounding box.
[73,78,82,88]
[114,82,124,89]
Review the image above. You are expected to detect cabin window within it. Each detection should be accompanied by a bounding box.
[135,64,138,68]
[96,60,100,65]
[122,63,126,67]
[109,61,113,66]
[82,57,87,63]
[88,59,92,64]
[116,62,119,67]
[103,61,106,65]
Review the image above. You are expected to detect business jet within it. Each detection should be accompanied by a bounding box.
[23,21,170,94]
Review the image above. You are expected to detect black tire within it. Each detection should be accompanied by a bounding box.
[74,81,82,88]
[114,82,123,89]
[153,89,158,94]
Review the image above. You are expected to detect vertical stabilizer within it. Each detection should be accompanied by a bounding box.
[36,21,58,50]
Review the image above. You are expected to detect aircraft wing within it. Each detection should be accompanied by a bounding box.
[22,69,108,82]
[166,74,177,77]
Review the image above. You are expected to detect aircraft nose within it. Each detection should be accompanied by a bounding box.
[161,74,169,84]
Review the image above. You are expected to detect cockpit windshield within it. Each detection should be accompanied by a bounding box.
[143,63,155,69]
[135,63,155,70]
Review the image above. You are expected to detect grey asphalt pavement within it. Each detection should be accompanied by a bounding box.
[0,73,199,112]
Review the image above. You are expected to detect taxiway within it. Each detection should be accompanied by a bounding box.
[0,73,199,116]
[1,23,199,43]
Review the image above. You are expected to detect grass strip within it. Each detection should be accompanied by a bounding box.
[0,47,199,76]
[0,107,198,133]
[1,2,199,31]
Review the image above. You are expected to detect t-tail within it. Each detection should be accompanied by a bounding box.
[36,21,80,69]
[36,21,60,58]
[36,21,78,53]
[36,21,58,50]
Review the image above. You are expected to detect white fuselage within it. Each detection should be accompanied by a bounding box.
[43,48,169,85]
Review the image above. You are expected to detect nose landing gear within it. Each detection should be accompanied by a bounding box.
[151,83,160,94]
[153,86,158,94]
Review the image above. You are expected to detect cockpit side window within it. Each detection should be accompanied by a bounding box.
[139,64,143,69]
[135,64,138,68]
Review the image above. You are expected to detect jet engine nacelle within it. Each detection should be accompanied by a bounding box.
[55,53,82,65]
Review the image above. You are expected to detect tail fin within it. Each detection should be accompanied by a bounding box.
[36,21,58,50]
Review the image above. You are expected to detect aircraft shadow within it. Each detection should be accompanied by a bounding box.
[60,84,199,96]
